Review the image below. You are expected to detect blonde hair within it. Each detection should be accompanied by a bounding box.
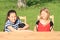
[40,8,50,20]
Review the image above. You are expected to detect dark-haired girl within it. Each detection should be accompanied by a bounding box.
[4,10,29,32]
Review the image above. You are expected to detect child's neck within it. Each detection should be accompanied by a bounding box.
[40,19,50,26]
[40,19,48,21]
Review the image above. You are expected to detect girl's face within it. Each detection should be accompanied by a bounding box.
[8,13,17,23]
[40,11,48,20]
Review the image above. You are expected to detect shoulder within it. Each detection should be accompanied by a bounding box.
[5,20,12,27]
[16,19,21,23]
[36,20,40,25]
[5,20,11,24]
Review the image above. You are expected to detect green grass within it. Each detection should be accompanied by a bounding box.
[0,0,60,31]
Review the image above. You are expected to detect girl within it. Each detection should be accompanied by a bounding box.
[4,10,29,32]
[34,8,53,32]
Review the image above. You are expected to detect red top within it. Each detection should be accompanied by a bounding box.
[37,22,50,32]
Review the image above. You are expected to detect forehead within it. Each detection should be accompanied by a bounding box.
[41,11,47,14]
[9,12,16,16]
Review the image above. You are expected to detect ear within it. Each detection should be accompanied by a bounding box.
[8,16,10,19]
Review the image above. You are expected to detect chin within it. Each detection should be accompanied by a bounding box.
[12,21,15,23]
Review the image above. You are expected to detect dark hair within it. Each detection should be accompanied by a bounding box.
[5,10,18,22]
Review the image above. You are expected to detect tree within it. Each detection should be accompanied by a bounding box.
[17,0,26,8]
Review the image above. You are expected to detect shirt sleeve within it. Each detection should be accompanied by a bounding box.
[18,23,25,28]
[36,20,39,25]
[17,19,25,28]
[50,21,53,27]
[4,20,12,32]
[5,22,12,29]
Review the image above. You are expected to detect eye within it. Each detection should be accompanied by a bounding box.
[11,16,13,18]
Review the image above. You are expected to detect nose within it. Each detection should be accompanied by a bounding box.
[12,17,15,20]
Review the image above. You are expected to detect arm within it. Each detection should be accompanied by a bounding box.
[8,26,18,32]
[18,23,29,30]
[34,20,39,32]
[22,23,29,30]
[50,26,54,32]
[34,25,38,32]
[50,21,54,32]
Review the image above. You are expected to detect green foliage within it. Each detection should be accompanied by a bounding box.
[26,0,60,7]
[27,0,40,6]
[26,0,53,7]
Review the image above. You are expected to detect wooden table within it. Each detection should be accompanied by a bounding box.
[0,30,60,40]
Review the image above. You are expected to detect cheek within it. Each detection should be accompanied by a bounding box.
[43,13,48,17]
[10,18,13,21]
[8,17,12,20]
[41,14,48,19]
[41,14,46,17]
[15,17,17,20]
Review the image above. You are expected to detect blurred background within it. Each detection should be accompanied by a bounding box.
[0,0,60,31]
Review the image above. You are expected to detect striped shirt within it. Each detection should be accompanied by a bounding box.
[4,19,22,32]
